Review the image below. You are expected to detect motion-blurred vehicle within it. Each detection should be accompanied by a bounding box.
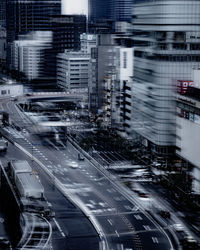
[159,210,171,219]
[78,153,85,161]
[0,139,8,152]
[70,161,79,169]
[138,192,149,198]
[173,223,185,232]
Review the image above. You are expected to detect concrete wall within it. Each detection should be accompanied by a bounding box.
[176,116,200,193]
[0,84,23,97]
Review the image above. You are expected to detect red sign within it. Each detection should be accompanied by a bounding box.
[177,80,194,95]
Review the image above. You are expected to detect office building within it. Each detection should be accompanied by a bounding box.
[89,0,133,23]
[49,15,86,78]
[176,69,200,194]
[80,34,98,112]
[6,0,61,68]
[0,0,6,27]
[88,0,133,34]
[95,33,134,129]
[131,0,200,156]
[51,15,86,54]
[0,27,6,66]
[88,0,112,23]
[112,0,133,22]
[57,51,90,90]
[12,31,52,81]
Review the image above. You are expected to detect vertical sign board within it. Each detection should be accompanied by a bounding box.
[177,80,194,95]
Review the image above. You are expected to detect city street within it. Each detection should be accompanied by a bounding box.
[0,98,175,250]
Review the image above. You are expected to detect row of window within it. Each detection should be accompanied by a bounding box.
[1,89,10,95]
[135,52,200,62]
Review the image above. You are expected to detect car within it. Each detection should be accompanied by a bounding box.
[138,192,149,198]
[173,223,185,232]
[181,235,198,249]
[69,161,78,169]
[78,153,85,161]
[22,128,28,134]
[159,210,171,219]
[0,237,11,249]
[152,162,162,168]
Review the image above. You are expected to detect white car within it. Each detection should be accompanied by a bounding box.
[173,223,184,232]
[70,161,78,169]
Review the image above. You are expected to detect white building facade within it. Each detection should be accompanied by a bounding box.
[57,51,90,90]
[176,69,200,194]
[0,84,23,98]
[12,31,52,81]
[131,0,200,156]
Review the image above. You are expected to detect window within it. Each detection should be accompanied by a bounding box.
[1,90,6,95]
[123,51,127,68]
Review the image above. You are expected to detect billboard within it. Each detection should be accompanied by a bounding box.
[177,80,194,95]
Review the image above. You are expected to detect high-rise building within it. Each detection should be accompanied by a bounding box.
[112,0,133,22]
[57,51,90,90]
[12,31,52,81]
[80,33,98,112]
[0,0,6,27]
[48,15,86,79]
[88,0,112,23]
[6,0,61,68]
[131,0,200,156]
[51,15,86,54]
[88,0,133,23]
[0,27,6,66]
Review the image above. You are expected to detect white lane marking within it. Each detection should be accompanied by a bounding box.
[53,218,66,237]
[132,206,139,212]
[115,230,120,237]
[143,225,151,230]
[134,214,143,220]
[124,205,132,210]
[107,219,113,226]
[152,237,159,243]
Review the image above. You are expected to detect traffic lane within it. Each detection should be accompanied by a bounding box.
[51,164,137,215]
[1,121,172,248]
[56,163,143,215]
[42,148,173,249]
[2,102,173,249]
[29,144,144,249]
[34,161,100,250]
[95,215,172,250]
[45,160,172,250]
[95,212,157,235]
[0,144,100,250]
[137,230,172,250]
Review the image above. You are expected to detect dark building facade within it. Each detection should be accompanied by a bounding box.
[88,0,133,23]
[113,0,133,22]
[88,0,112,23]
[49,15,86,78]
[0,0,6,27]
[6,0,61,68]
[51,15,86,54]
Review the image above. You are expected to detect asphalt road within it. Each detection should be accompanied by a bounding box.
[0,98,175,250]
[0,144,99,250]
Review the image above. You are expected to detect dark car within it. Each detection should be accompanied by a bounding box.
[78,153,85,161]
[159,210,171,219]
[0,238,11,249]
[138,192,149,198]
